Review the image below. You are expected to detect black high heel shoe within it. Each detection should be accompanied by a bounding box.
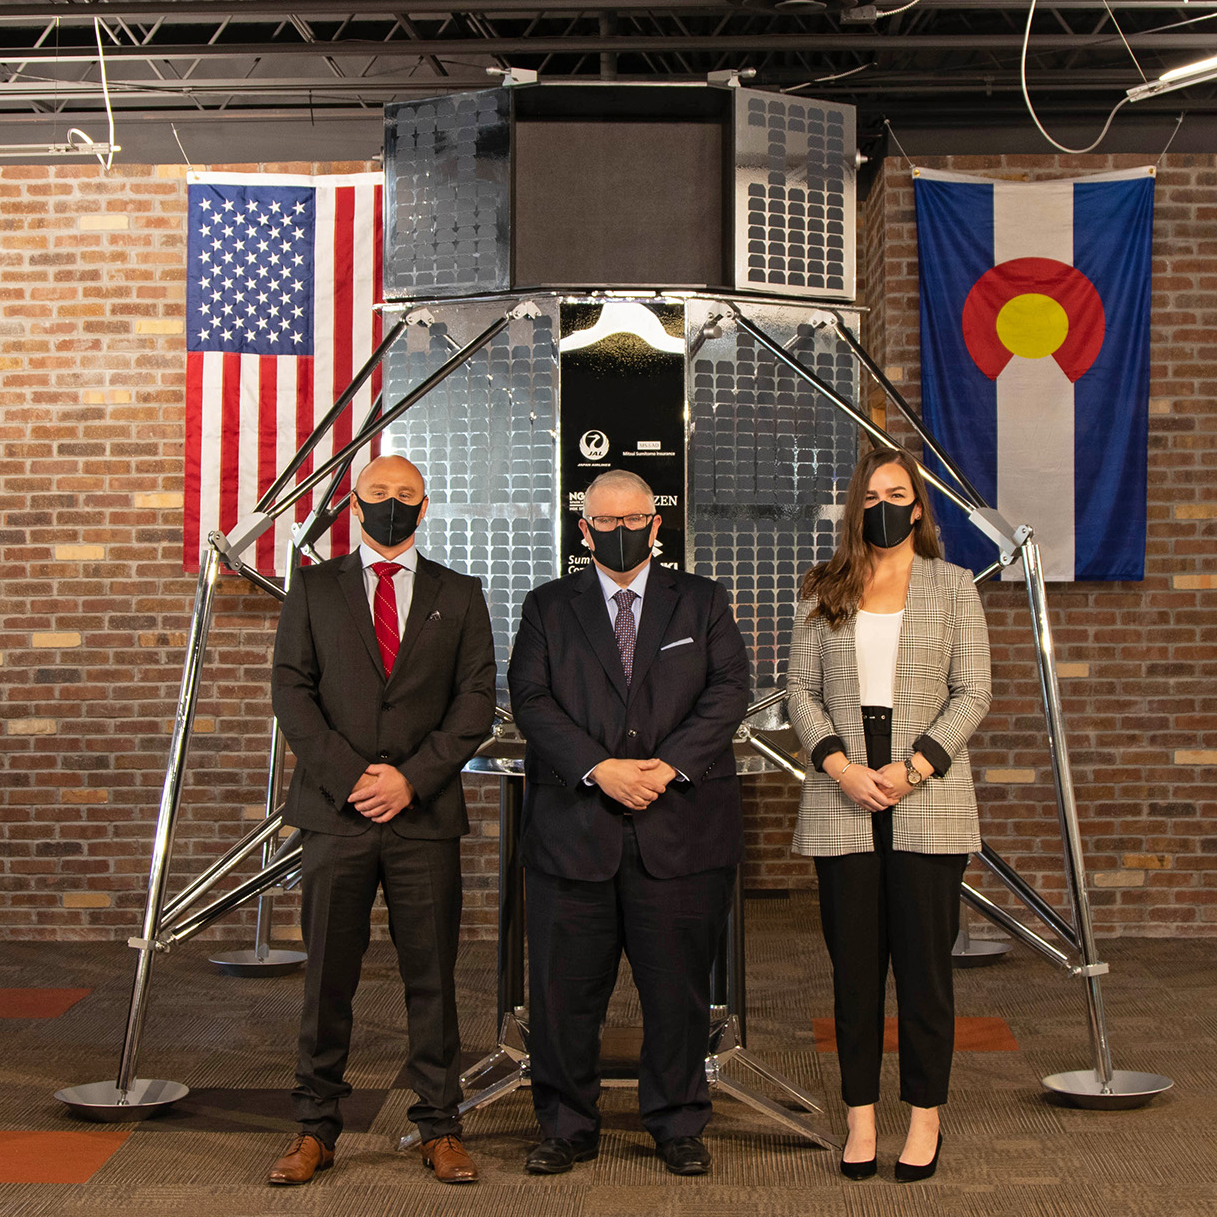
[839,1152,878,1181]
[895,1132,942,1183]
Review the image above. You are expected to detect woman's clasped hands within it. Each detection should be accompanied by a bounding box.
[838,762,899,811]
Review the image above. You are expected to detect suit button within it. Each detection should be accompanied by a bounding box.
[627,729,638,738]
[378,751,390,760]
[382,702,392,711]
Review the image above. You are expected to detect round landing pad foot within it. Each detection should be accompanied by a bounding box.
[55,1078,190,1122]
[952,939,1013,968]
[1042,1069,1173,1110]
[209,948,307,977]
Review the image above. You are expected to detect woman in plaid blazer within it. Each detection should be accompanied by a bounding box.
[787,448,991,1183]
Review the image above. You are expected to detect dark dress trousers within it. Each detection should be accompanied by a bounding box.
[508,562,750,1144]
[814,715,967,1109]
[272,550,496,1147]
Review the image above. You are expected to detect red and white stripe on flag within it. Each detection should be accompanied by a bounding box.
[183,170,384,575]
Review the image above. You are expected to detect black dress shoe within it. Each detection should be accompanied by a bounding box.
[839,1152,877,1181]
[895,1132,943,1183]
[525,1136,599,1175]
[656,1135,711,1176]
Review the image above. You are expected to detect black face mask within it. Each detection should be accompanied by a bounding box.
[589,523,654,573]
[355,494,424,548]
[862,500,917,549]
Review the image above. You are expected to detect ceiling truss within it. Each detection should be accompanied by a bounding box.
[0,2,1214,146]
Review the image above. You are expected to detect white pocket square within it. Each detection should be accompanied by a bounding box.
[661,637,695,651]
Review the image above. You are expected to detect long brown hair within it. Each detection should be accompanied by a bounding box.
[802,448,941,629]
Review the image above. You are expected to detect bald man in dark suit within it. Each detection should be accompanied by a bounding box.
[268,454,495,1186]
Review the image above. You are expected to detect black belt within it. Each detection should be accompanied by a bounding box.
[860,705,892,732]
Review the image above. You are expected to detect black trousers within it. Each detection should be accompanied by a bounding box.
[813,708,967,1109]
[526,819,735,1144]
[292,824,463,1147]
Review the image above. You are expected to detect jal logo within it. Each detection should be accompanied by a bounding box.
[579,430,610,461]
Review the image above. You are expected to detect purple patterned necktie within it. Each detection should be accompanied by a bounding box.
[613,588,639,685]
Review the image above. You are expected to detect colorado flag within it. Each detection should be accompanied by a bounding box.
[915,167,1154,581]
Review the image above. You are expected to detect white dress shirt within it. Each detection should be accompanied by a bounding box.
[359,541,418,637]
[595,559,651,631]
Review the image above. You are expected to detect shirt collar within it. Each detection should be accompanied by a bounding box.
[360,541,419,573]
[595,559,651,606]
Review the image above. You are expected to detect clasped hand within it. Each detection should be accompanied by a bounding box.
[592,757,678,812]
[349,763,415,823]
[837,761,917,812]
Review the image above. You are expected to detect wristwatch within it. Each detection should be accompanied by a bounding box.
[904,757,926,786]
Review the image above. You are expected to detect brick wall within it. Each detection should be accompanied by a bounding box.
[1,155,1214,943]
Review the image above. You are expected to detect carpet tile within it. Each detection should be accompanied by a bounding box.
[0,1130,131,1184]
[0,989,91,1020]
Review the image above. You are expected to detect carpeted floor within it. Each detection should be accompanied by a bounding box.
[2,892,1213,1216]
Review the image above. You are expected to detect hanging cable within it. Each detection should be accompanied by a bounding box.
[1019,0,1130,155]
[873,0,924,19]
[93,17,117,170]
[171,123,195,171]
[780,62,873,93]
[883,117,915,173]
[1155,113,1186,167]
[1102,0,1147,83]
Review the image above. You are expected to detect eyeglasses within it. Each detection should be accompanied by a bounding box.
[586,513,655,531]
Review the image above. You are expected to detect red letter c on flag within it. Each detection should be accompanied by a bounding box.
[962,256,1105,383]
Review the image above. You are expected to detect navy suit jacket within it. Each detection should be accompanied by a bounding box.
[508,562,750,881]
[272,550,496,838]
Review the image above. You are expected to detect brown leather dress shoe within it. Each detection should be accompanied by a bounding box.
[421,1134,479,1183]
[268,1133,334,1185]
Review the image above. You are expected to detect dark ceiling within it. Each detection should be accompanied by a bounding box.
[1,1,1214,163]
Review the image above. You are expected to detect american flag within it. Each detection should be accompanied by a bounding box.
[183,170,384,574]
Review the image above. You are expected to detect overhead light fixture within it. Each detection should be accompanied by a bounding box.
[707,68,758,87]
[1126,53,1217,103]
[0,142,121,159]
[0,127,120,161]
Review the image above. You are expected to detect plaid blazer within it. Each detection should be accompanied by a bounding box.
[787,555,991,856]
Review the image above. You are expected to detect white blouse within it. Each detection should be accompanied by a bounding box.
[855,609,903,708]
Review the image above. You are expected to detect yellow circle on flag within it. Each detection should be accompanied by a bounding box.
[995,293,1069,359]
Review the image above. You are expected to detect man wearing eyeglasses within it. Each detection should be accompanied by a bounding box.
[508,468,750,1177]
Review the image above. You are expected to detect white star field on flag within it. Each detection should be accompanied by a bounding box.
[187,186,315,356]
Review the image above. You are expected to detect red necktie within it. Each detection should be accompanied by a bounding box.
[371,561,402,676]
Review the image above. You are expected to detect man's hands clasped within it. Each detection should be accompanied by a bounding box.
[591,757,678,812]
[349,763,416,823]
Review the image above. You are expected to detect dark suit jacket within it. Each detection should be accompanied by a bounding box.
[508,562,750,881]
[272,550,496,838]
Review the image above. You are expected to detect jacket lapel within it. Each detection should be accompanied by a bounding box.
[337,553,383,675]
[627,563,677,697]
[831,612,863,739]
[571,566,630,703]
[389,554,442,684]
[893,554,931,716]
